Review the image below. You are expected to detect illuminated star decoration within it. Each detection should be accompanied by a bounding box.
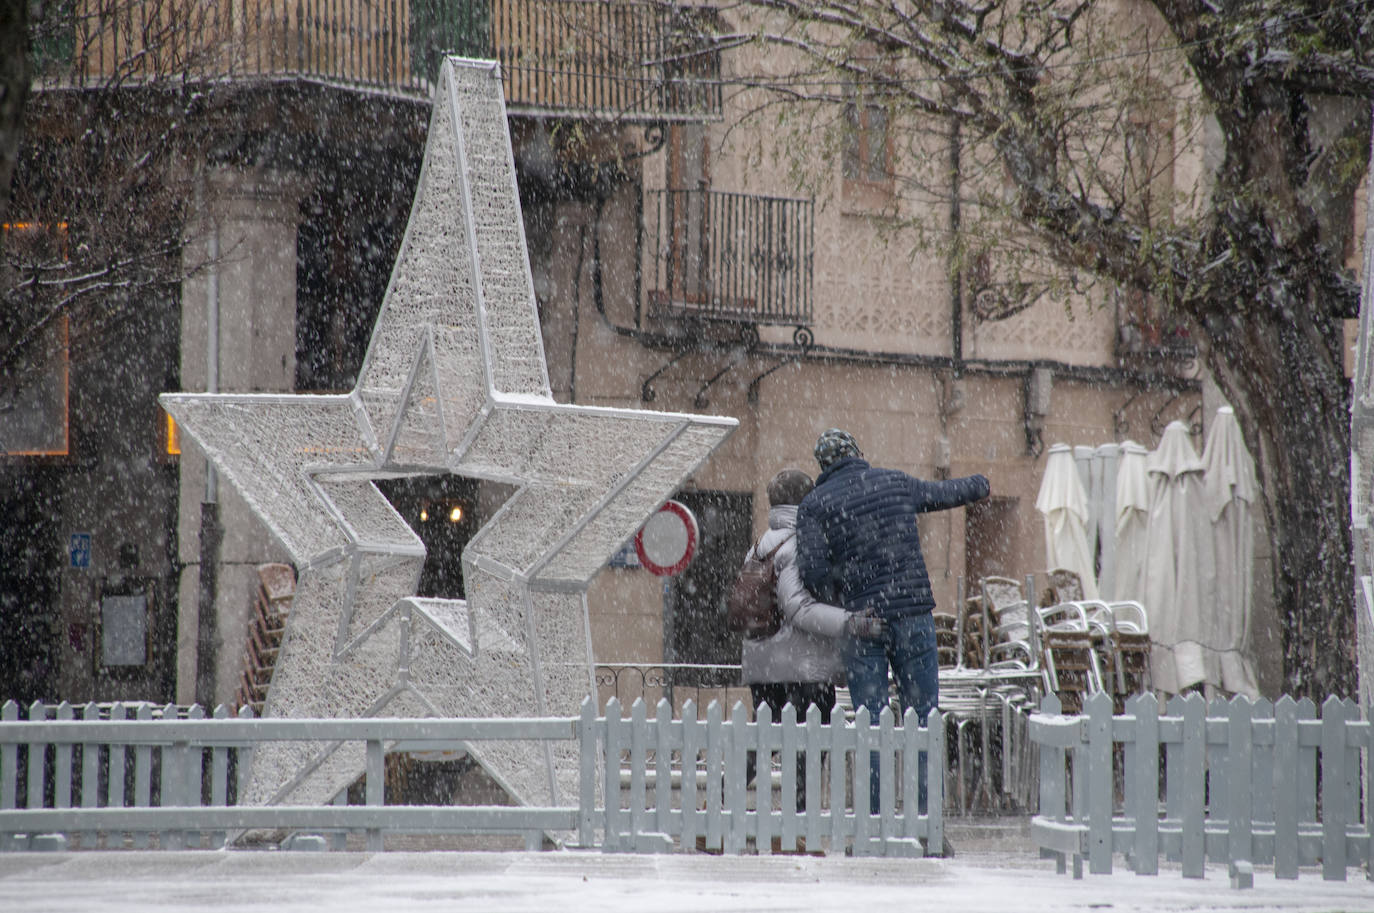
[161,58,736,812]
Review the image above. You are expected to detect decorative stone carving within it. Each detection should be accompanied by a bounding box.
[161,58,736,812]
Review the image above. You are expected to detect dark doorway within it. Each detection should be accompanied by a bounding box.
[663,490,753,686]
[376,476,481,599]
[0,471,61,702]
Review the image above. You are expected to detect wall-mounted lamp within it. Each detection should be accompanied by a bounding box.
[934,435,951,480]
[1025,366,1053,457]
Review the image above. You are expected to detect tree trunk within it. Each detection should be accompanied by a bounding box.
[1205,291,1355,699]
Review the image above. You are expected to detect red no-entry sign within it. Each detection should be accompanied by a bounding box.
[634,500,699,576]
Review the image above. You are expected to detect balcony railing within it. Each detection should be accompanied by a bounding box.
[35,0,721,121]
[645,189,814,339]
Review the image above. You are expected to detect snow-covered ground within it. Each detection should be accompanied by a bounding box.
[2,848,1371,913]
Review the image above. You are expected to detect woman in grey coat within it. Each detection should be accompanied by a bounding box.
[740,469,885,808]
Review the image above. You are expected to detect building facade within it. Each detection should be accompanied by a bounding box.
[4,0,1294,710]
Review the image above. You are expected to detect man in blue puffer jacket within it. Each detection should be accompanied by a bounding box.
[796,428,989,822]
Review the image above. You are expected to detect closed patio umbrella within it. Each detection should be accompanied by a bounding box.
[1144,421,1218,694]
[1201,406,1261,698]
[1112,441,1150,602]
[1036,444,1100,600]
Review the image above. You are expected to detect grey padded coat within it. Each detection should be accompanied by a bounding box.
[739,505,849,685]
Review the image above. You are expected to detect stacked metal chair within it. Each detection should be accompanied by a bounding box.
[1035,599,1104,714]
[938,577,1043,814]
[1082,600,1152,712]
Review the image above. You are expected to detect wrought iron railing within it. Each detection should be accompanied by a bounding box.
[34,0,721,120]
[595,662,742,710]
[645,189,814,340]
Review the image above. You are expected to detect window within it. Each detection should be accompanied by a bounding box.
[1121,92,1176,228]
[841,85,894,212]
[1116,93,1186,358]
[843,100,890,185]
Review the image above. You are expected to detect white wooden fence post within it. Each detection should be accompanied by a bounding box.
[80,703,99,848]
[629,698,648,848]
[160,702,184,851]
[926,706,945,856]
[577,697,597,849]
[654,698,673,841]
[1179,694,1206,879]
[1,701,17,850]
[365,735,384,852]
[1320,695,1348,881]
[804,702,823,849]
[1035,693,1067,874]
[680,699,701,851]
[602,697,623,853]
[901,707,921,844]
[1131,693,1159,875]
[209,705,230,849]
[108,703,128,818]
[54,702,73,811]
[1226,697,1253,867]
[754,700,773,853]
[852,706,873,856]
[1164,694,1184,836]
[183,704,205,849]
[829,699,847,853]
[878,706,896,846]
[1341,698,1361,856]
[1251,698,1275,829]
[133,704,152,849]
[1206,695,1228,866]
[1273,696,1300,879]
[725,701,749,855]
[0,702,14,804]
[235,704,254,809]
[781,702,800,851]
[1085,692,1114,874]
[705,700,723,852]
[1297,698,1318,825]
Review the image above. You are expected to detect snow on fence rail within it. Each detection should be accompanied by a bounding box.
[0,697,944,858]
[1030,691,1372,881]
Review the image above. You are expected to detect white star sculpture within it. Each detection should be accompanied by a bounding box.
[160,58,736,811]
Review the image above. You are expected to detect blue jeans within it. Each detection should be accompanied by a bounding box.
[845,612,938,814]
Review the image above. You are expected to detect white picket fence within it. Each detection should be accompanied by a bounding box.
[0,697,945,857]
[0,700,577,852]
[589,698,944,857]
[1030,691,1373,881]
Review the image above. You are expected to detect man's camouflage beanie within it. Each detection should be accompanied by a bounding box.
[814,428,861,470]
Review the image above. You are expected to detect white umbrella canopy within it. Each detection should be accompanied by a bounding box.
[1036,444,1100,600]
[1144,421,1218,694]
[1201,406,1261,698]
[1112,441,1150,602]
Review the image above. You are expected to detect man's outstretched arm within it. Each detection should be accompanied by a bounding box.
[913,474,990,512]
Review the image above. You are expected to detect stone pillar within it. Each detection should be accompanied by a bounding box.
[176,167,301,707]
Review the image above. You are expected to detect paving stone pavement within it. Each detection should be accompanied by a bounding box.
[1,818,1371,913]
